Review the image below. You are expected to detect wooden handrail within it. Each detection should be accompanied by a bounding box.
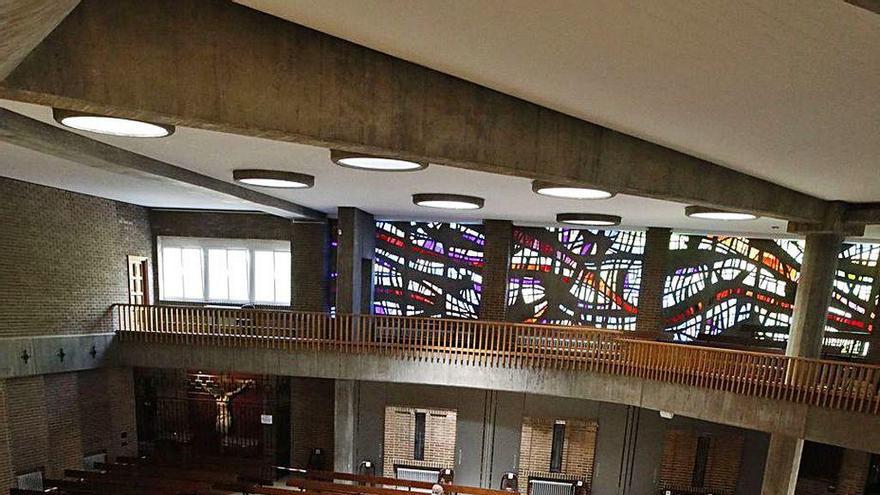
[113,304,880,416]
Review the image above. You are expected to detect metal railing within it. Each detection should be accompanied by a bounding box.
[114,304,880,416]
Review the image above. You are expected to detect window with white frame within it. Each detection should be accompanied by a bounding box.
[158,236,291,305]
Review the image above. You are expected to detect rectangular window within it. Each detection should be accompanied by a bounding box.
[414,412,427,461]
[550,420,565,473]
[158,237,291,305]
[692,436,711,488]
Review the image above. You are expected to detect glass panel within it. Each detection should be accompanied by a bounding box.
[254,250,275,302]
[162,247,183,299]
[227,249,249,301]
[181,248,203,299]
[208,249,228,300]
[275,251,291,304]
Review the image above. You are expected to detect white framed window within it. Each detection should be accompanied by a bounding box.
[158,236,291,305]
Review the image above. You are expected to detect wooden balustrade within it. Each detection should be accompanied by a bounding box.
[114,304,880,416]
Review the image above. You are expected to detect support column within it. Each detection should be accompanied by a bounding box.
[786,233,843,359]
[336,208,375,314]
[479,220,513,321]
[291,221,330,312]
[762,233,843,494]
[634,228,671,338]
[761,434,804,495]
[333,379,358,474]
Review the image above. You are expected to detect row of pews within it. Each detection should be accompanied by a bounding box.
[8,457,514,495]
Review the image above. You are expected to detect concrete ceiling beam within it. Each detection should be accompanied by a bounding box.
[0,0,832,223]
[846,203,880,224]
[0,0,80,81]
[0,108,325,220]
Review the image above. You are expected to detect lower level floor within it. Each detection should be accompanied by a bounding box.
[0,367,878,495]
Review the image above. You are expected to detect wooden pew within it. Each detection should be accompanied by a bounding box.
[94,462,244,485]
[62,469,229,495]
[303,470,510,495]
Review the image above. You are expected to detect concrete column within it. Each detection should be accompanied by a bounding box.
[761,434,803,495]
[786,233,843,359]
[634,228,671,338]
[336,208,375,315]
[291,221,329,312]
[760,235,841,494]
[479,220,513,321]
[334,379,358,474]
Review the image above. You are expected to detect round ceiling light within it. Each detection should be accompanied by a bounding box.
[556,213,622,227]
[532,180,614,200]
[685,206,758,221]
[413,193,484,210]
[53,108,174,138]
[331,150,426,172]
[233,169,315,189]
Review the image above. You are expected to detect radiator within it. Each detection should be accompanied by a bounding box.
[529,479,575,495]
[396,466,441,484]
[16,471,43,491]
[83,452,108,471]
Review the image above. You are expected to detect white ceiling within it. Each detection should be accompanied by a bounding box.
[0,99,813,237]
[236,0,880,203]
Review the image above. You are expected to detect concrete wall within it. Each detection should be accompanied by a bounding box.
[344,381,767,495]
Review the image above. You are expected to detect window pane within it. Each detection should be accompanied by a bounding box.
[254,250,275,302]
[275,251,291,304]
[181,248,203,299]
[228,249,249,301]
[162,247,183,299]
[208,249,228,300]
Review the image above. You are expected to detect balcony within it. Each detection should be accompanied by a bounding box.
[115,304,880,418]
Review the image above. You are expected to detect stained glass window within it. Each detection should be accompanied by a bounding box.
[373,222,484,319]
[662,235,879,349]
[507,228,645,329]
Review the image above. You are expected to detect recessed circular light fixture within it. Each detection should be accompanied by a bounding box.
[685,206,758,221]
[556,213,622,227]
[532,180,615,200]
[413,193,484,210]
[331,150,427,172]
[53,108,174,138]
[233,169,315,189]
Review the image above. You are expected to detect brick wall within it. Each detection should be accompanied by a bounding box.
[796,448,870,495]
[480,220,512,321]
[517,417,598,492]
[0,381,12,492]
[635,227,671,337]
[290,377,335,468]
[382,406,457,478]
[658,429,744,494]
[0,368,138,493]
[0,177,151,337]
[291,222,330,312]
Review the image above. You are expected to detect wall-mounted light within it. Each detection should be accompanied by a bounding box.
[685,206,758,221]
[332,150,427,172]
[532,180,614,200]
[556,213,621,227]
[413,193,484,210]
[53,108,174,138]
[233,169,315,189]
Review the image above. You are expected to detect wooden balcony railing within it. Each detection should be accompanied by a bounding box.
[114,304,880,416]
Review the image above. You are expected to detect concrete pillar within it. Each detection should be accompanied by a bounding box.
[479,220,513,321]
[760,434,803,495]
[336,208,375,315]
[634,228,671,338]
[291,221,329,312]
[333,379,358,473]
[786,233,843,359]
[760,235,841,494]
